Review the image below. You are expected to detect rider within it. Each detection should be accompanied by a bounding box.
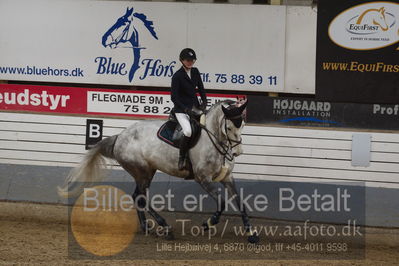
[171,48,207,170]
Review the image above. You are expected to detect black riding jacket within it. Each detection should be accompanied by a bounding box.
[171,66,207,113]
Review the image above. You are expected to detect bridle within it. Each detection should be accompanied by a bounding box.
[224,115,243,149]
[199,115,243,162]
[110,17,132,46]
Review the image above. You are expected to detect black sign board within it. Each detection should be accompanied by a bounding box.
[85,119,103,150]
[316,0,399,104]
[247,95,399,130]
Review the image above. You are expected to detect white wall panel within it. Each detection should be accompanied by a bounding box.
[0,0,286,92]
[1,112,398,188]
[284,6,317,94]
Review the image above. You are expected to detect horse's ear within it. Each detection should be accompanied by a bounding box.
[126,7,134,16]
[237,99,248,113]
[379,7,385,15]
[222,105,229,116]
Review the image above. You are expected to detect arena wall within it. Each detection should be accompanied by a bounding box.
[1,112,398,227]
[0,1,397,228]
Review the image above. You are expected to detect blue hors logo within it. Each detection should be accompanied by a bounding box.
[95,8,175,82]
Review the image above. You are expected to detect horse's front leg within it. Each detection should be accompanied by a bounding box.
[198,179,225,230]
[222,176,260,244]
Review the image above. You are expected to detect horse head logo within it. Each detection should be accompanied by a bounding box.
[356,7,389,31]
[330,2,398,50]
[102,8,158,82]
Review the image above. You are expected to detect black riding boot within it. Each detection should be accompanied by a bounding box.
[178,136,190,170]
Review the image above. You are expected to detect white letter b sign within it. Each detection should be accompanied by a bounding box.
[86,119,103,150]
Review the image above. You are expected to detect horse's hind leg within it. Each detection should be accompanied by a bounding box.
[120,163,153,233]
[147,205,174,239]
[137,182,173,238]
[132,185,148,232]
[121,163,172,237]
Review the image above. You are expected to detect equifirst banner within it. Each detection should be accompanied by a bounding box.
[0,84,242,118]
[0,0,286,92]
[316,0,399,104]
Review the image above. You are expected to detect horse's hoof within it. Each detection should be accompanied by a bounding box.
[202,217,217,231]
[141,224,148,234]
[248,233,260,244]
[202,222,210,231]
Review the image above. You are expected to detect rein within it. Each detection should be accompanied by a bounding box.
[197,116,242,162]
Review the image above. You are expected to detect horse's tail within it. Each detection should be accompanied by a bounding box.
[58,135,118,198]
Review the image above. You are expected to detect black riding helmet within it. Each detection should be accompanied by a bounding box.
[179,48,197,61]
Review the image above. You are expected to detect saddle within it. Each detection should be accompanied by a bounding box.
[157,109,203,149]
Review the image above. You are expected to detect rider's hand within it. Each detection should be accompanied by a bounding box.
[200,103,207,111]
[185,108,194,116]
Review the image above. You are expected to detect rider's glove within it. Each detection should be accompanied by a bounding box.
[200,103,207,111]
[184,108,194,116]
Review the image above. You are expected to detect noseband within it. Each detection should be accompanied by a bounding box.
[224,116,243,149]
[199,115,243,162]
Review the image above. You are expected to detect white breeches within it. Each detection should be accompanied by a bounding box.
[175,113,192,137]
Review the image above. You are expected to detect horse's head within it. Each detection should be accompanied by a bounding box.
[102,7,135,49]
[220,100,248,157]
[373,7,389,31]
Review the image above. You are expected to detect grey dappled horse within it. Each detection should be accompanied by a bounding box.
[59,100,259,243]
